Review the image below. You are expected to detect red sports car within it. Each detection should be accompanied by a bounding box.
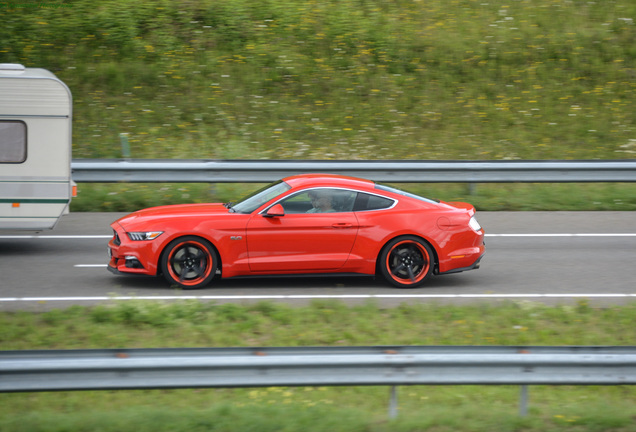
[108,174,485,289]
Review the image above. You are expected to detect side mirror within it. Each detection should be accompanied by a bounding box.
[264,204,285,217]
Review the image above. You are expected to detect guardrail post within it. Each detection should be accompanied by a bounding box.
[119,133,131,160]
[519,385,529,417]
[389,385,399,419]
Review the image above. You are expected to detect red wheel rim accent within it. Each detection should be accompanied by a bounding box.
[385,240,430,285]
[167,241,213,286]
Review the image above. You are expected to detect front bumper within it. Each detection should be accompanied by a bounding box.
[107,263,123,275]
[108,225,160,276]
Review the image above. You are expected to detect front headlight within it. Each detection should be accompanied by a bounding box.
[127,231,163,241]
[468,216,482,232]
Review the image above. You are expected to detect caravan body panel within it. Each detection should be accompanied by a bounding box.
[0,66,73,230]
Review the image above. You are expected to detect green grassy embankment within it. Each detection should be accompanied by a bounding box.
[1,0,635,210]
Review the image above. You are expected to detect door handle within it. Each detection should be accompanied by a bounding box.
[332,223,353,228]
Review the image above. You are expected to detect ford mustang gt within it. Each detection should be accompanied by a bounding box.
[108,174,485,289]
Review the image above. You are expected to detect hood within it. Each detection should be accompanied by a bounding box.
[113,203,229,229]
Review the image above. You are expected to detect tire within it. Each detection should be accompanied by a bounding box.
[379,236,434,288]
[160,236,218,289]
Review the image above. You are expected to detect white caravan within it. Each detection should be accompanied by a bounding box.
[0,64,75,230]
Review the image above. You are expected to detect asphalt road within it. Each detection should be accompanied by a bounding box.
[1,211,635,310]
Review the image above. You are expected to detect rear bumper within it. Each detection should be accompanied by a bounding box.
[437,253,484,275]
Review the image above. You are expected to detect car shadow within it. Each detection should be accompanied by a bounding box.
[0,240,49,255]
[106,272,473,292]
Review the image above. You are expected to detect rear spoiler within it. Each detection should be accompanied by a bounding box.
[445,201,476,216]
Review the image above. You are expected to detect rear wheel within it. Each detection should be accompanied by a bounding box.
[160,236,217,289]
[379,236,434,288]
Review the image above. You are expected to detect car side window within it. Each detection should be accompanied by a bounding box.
[280,189,357,214]
[354,192,395,211]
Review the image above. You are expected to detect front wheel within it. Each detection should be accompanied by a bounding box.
[379,236,434,288]
[160,236,218,289]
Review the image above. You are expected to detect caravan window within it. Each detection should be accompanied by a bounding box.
[0,121,27,163]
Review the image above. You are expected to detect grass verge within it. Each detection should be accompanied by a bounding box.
[1,300,635,431]
[70,182,636,212]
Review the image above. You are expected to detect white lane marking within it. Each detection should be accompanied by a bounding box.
[1,293,635,303]
[74,264,108,268]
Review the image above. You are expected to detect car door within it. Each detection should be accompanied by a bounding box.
[246,188,359,272]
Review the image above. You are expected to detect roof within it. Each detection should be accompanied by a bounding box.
[282,173,376,190]
[0,65,71,117]
[0,64,58,80]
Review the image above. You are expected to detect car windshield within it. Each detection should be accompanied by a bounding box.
[375,183,439,204]
[231,181,292,214]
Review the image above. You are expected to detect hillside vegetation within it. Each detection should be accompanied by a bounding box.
[2,0,635,161]
[2,0,636,211]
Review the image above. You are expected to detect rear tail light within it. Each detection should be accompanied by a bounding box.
[469,216,482,232]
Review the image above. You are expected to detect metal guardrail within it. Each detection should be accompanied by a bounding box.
[71,159,636,183]
[2,346,635,417]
